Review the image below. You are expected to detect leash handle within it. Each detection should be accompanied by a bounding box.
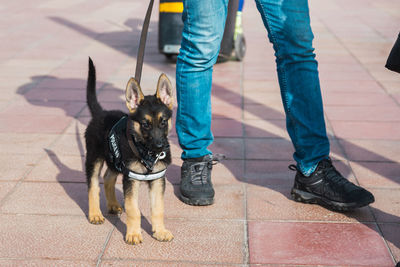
[135,0,155,84]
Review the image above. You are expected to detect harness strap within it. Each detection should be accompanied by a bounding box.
[127,169,166,181]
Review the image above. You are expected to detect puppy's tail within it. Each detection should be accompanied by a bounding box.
[86,57,103,117]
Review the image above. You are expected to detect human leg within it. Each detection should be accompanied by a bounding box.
[176,0,229,205]
[255,0,374,209]
[176,0,229,160]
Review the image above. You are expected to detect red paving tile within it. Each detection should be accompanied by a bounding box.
[249,221,394,266]
[380,223,400,263]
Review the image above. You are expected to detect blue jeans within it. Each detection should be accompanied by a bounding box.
[176,0,330,175]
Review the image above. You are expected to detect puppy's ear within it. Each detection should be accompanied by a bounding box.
[156,73,173,110]
[125,77,144,113]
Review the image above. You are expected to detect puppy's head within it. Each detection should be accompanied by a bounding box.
[125,73,173,153]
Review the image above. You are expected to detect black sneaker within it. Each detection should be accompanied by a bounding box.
[179,154,224,206]
[290,158,375,211]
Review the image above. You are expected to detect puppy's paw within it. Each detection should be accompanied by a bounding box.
[153,229,174,242]
[125,232,143,245]
[89,213,105,224]
[107,203,123,215]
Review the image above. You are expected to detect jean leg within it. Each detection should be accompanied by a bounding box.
[254,0,330,174]
[176,0,229,159]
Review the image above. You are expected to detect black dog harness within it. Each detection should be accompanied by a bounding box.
[107,116,167,181]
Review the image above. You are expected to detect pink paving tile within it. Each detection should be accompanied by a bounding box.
[320,80,385,93]
[0,154,40,181]
[3,99,85,118]
[380,81,400,94]
[331,121,400,140]
[103,216,244,264]
[0,133,56,155]
[209,138,244,159]
[339,139,400,162]
[379,223,400,262]
[325,106,400,122]
[243,80,281,92]
[137,184,244,220]
[211,102,242,120]
[0,182,16,203]
[243,91,283,106]
[323,92,397,106]
[0,181,121,216]
[244,119,288,138]
[80,102,127,117]
[64,117,90,134]
[0,114,73,134]
[50,134,87,157]
[244,103,286,120]
[349,161,400,188]
[0,214,112,262]
[248,221,394,266]
[245,138,294,160]
[211,119,243,137]
[211,84,242,105]
[0,259,92,267]
[25,153,86,183]
[24,87,86,101]
[246,185,373,222]
[370,188,400,223]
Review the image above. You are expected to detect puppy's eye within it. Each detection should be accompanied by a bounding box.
[159,118,167,127]
[141,121,150,129]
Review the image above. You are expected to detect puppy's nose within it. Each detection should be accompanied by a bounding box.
[155,141,163,149]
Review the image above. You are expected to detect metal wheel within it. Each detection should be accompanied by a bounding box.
[234,33,246,61]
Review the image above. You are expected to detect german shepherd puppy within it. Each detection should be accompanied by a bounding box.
[84,58,174,244]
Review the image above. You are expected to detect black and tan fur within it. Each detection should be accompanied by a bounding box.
[84,58,174,244]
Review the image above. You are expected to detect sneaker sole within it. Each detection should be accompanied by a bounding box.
[291,188,373,212]
[179,194,214,206]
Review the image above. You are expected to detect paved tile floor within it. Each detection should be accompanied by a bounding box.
[0,0,399,266]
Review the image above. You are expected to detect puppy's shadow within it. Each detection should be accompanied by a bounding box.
[44,124,153,237]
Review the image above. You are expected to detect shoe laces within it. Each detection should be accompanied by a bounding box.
[190,154,225,185]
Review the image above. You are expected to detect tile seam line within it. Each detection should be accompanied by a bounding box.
[0,213,387,224]
[240,54,250,266]
[100,257,245,266]
[96,225,116,267]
